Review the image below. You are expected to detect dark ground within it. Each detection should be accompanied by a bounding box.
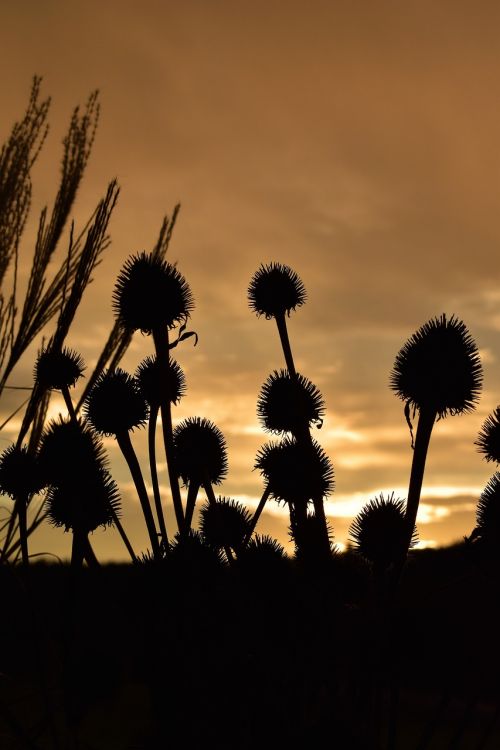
[1,544,499,749]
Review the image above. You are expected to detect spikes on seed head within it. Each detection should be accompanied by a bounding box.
[84,368,148,436]
[248,262,306,320]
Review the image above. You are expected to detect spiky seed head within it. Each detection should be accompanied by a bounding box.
[39,418,108,486]
[257,369,325,435]
[475,473,500,544]
[135,355,186,408]
[168,529,225,570]
[84,368,148,436]
[476,407,500,463]
[173,417,228,486]
[254,437,334,506]
[0,445,45,498]
[237,534,288,573]
[349,493,417,569]
[199,497,252,550]
[390,314,482,418]
[34,346,85,391]
[248,262,306,319]
[46,470,121,533]
[112,252,194,334]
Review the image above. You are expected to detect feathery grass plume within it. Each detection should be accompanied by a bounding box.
[173,417,228,487]
[390,314,482,573]
[349,493,417,570]
[85,368,160,558]
[112,252,194,334]
[255,437,334,507]
[257,369,325,435]
[0,444,46,566]
[84,368,148,436]
[474,473,500,547]
[136,355,186,408]
[0,88,106,396]
[475,407,500,463]
[199,497,252,552]
[248,262,306,320]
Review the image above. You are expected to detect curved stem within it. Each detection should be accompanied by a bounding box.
[110,508,138,564]
[275,312,296,377]
[83,537,100,568]
[404,405,436,553]
[245,484,271,545]
[116,430,161,559]
[148,404,169,549]
[152,326,184,532]
[62,384,77,423]
[184,480,200,535]
[17,493,29,566]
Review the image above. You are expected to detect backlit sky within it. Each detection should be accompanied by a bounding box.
[2,0,500,561]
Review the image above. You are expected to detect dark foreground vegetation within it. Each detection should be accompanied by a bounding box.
[2,80,500,748]
[2,546,500,749]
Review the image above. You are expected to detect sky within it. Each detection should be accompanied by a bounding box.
[1,0,500,561]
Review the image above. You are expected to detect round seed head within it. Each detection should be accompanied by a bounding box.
[168,529,225,570]
[135,355,186,408]
[239,534,287,565]
[84,368,148,436]
[475,407,500,463]
[475,473,500,544]
[39,418,108,486]
[390,314,482,418]
[35,346,85,391]
[173,417,228,486]
[46,470,121,533]
[248,262,306,319]
[257,369,325,434]
[112,252,194,334]
[255,437,334,505]
[0,444,45,498]
[349,493,417,569]
[199,497,252,550]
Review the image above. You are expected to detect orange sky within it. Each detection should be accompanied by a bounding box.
[2,0,500,560]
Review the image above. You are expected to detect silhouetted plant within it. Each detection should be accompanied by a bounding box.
[46,470,120,568]
[168,529,225,573]
[35,345,85,421]
[472,473,500,549]
[113,252,194,535]
[255,437,334,549]
[136,355,187,551]
[257,369,325,435]
[391,314,482,566]
[173,416,228,534]
[0,444,45,565]
[475,406,500,463]
[350,493,418,572]
[237,534,288,572]
[85,369,160,558]
[199,497,251,555]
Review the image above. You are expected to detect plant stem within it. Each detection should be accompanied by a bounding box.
[404,405,436,557]
[116,430,161,559]
[62,384,77,423]
[148,403,169,549]
[202,477,234,564]
[184,480,200,535]
[152,326,184,532]
[275,312,296,377]
[245,484,271,544]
